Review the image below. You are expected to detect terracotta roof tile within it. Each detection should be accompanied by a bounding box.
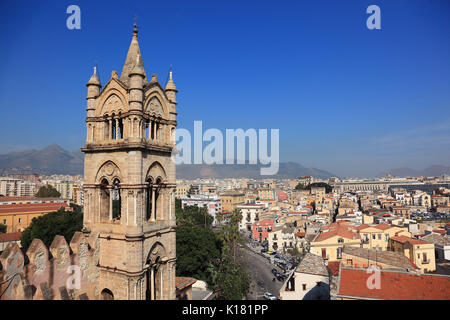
[338,268,450,300]
[175,277,197,291]
[390,235,429,245]
[327,261,340,276]
[0,232,22,242]
[0,202,69,214]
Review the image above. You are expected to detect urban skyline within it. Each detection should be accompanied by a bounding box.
[1,0,450,177]
[0,1,450,303]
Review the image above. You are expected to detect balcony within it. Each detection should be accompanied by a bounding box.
[421,260,430,264]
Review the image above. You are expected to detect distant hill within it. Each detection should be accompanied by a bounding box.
[378,165,450,178]
[0,144,336,179]
[176,162,335,179]
[0,144,84,176]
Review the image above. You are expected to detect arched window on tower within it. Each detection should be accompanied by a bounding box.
[100,179,110,221]
[112,178,121,220]
[146,178,153,221]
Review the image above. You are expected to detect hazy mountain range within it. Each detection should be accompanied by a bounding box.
[378,165,450,178]
[0,144,335,179]
[3,144,448,179]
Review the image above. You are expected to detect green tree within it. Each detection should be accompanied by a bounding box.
[20,207,83,251]
[214,246,250,300]
[305,182,333,193]
[35,185,61,198]
[217,209,242,263]
[176,224,220,284]
[295,183,306,190]
[0,223,6,233]
[176,204,213,228]
[175,205,250,300]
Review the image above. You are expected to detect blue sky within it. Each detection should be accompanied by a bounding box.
[0,0,449,177]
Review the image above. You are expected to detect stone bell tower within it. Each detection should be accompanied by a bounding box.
[81,23,178,300]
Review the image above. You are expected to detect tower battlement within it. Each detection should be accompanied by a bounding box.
[0,232,99,300]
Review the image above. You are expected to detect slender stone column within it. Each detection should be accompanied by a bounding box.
[109,187,113,220]
[160,266,163,300]
[151,187,156,221]
[150,267,155,300]
[109,120,112,140]
[115,118,119,139]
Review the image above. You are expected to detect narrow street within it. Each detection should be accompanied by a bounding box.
[236,241,285,300]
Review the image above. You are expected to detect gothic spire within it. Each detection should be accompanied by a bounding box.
[120,22,147,86]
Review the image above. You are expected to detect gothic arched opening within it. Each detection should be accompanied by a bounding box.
[101,288,114,300]
[145,243,167,300]
[146,262,159,300]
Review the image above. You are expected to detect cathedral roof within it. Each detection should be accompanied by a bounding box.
[120,23,148,86]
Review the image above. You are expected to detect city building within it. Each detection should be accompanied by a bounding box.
[181,194,221,226]
[0,201,70,233]
[310,222,361,261]
[341,246,419,272]
[237,204,266,231]
[220,191,245,212]
[55,182,74,200]
[420,233,450,261]
[279,253,330,300]
[353,224,411,251]
[175,184,191,199]
[389,236,436,272]
[251,220,274,242]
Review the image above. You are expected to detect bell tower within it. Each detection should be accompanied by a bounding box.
[81,23,177,300]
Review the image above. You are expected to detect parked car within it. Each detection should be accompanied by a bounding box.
[277,262,286,269]
[263,292,277,300]
[271,268,278,275]
[269,251,277,255]
[261,248,268,253]
[277,274,286,281]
